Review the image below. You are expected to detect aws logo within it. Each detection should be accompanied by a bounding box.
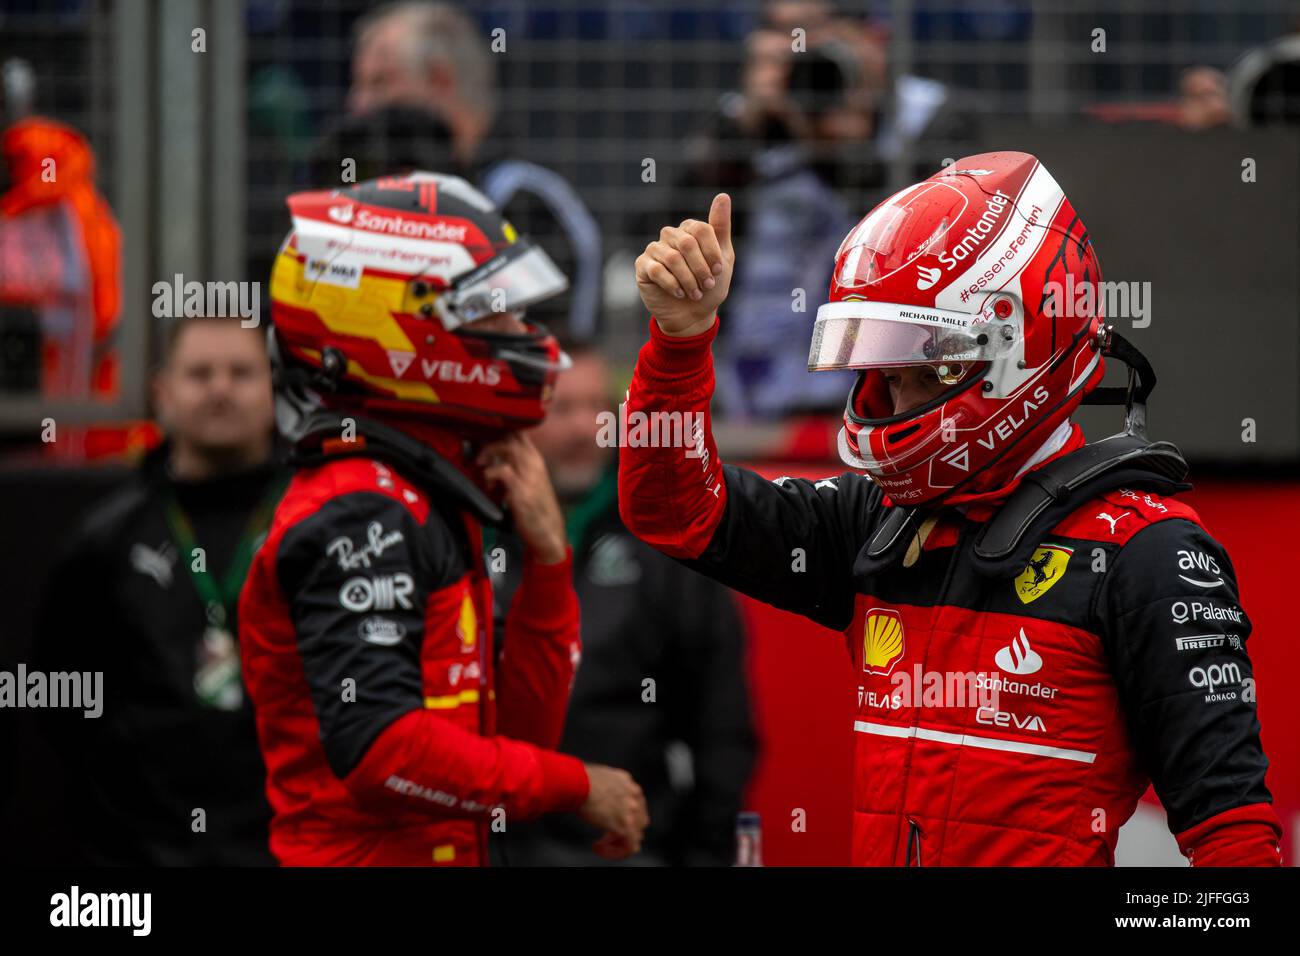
[1014,544,1073,604]
[862,608,906,676]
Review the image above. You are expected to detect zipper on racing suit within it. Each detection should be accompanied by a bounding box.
[906,817,924,866]
[897,514,970,867]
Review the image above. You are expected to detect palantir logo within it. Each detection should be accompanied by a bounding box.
[994,628,1043,675]
[916,264,943,290]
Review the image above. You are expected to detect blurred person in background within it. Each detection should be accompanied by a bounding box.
[239,171,647,866]
[1228,15,1300,126]
[34,316,283,865]
[345,1,602,340]
[0,105,121,400]
[1176,67,1232,130]
[662,3,977,418]
[491,342,758,866]
[307,104,459,188]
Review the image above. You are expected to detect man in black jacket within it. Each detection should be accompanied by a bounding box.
[492,343,758,866]
[35,315,284,865]
[345,1,603,340]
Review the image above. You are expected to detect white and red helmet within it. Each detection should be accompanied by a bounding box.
[810,151,1106,506]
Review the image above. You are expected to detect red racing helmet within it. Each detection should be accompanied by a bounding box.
[811,151,1106,506]
[269,171,569,437]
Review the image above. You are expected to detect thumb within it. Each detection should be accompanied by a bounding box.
[708,192,732,254]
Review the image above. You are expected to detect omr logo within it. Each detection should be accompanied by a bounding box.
[916,265,943,290]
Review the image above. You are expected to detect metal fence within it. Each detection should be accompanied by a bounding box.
[1,0,1297,454]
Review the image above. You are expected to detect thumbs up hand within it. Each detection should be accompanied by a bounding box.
[634,192,735,337]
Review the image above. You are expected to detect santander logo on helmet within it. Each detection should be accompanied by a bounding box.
[810,151,1106,507]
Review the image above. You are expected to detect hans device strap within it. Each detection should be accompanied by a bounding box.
[967,434,1190,576]
[289,410,504,525]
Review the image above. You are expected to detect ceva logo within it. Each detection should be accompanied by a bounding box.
[994,628,1043,675]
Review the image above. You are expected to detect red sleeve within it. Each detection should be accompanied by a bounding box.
[617,316,728,558]
[1176,803,1283,866]
[344,709,590,821]
[494,548,582,749]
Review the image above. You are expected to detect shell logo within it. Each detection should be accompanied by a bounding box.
[456,591,477,651]
[862,608,906,676]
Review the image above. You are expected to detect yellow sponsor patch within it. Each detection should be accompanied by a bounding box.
[1014,544,1074,604]
[862,608,905,676]
[456,591,477,651]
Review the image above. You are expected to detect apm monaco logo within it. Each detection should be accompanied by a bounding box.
[862,608,906,676]
[994,628,1043,675]
[1188,661,1244,703]
[916,265,943,290]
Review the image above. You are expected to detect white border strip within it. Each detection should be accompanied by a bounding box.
[854,719,1097,764]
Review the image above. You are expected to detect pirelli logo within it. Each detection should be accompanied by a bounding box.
[1175,634,1240,652]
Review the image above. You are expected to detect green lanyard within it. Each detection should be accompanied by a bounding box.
[162,478,286,630]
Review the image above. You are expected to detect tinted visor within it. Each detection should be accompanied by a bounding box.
[808,300,1019,372]
[439,239,568,326]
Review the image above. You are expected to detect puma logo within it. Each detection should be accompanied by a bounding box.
[1096,511,1131,535]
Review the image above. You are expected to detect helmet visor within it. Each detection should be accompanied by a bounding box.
[808,300,1019,372]
[438,239,568,326]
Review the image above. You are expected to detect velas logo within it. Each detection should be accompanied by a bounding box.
[994,628,1043,675]
[862,608,906,676]
[1014,544,1072,605]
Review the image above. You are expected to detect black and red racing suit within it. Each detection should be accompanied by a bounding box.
[239,417,589,865]
[618,318,1282,866]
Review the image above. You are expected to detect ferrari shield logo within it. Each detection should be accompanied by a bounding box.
[862,608,906,676]
[1014,545,1073,604]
